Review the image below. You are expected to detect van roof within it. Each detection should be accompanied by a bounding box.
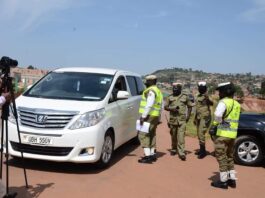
[53,67,141,77]
[54,67,118,75]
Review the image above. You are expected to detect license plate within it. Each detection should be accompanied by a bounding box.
[21,135,53,145]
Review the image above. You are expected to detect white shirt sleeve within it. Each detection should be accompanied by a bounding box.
[0,96,6,106]
[214,101,226,123]
[142,91,156,118]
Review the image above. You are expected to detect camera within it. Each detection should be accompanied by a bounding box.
[0,56,18,71]
[0,56,18,92]
[0,56,28,197]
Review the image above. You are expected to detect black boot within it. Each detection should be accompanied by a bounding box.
[170,150,177,156]
[179,155,186,161]
[227,179,236,188]
[138,156,153,164]
[198,144,207,159]
[150,154,157,162]
[211,180,228,189]
[3,192,17,198]
[195,149,201,155]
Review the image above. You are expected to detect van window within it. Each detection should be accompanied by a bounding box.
[126,76,138,96]
[114,76,127,92]
[24,72,113,101]
[109,76,127,102]
[135,77,145,95]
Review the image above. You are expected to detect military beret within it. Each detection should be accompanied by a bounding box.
[198,81,207,86]
[145,75,157,80]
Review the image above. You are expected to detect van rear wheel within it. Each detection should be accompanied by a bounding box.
[96,132,114,168]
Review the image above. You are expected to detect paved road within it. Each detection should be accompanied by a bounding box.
[1,113,265,198]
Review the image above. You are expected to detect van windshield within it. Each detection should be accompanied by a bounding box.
[24,72,113,101]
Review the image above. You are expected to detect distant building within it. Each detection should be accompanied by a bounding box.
[11,67,49,88]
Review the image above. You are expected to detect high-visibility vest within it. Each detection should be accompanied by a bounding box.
[213,98,241,139]
[139,85,163,117]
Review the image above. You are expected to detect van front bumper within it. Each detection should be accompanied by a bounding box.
[6,121,106,163]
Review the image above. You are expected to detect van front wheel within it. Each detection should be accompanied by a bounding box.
[97,132,114,168]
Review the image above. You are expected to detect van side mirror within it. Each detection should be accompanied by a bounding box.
[117,91,130,100]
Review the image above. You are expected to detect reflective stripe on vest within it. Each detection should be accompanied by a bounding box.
[139,85,163,117]
[216,98,241,139]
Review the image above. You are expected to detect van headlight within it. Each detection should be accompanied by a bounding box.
[69,108,105,130]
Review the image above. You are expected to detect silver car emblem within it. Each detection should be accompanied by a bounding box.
[36,115,48,123]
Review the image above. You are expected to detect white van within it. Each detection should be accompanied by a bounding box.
[7,67,145,167]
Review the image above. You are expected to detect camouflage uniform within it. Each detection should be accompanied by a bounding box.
[212,136,235,172]
[138,116,159,148]
[165,93,193,157]
[194,94,212,146]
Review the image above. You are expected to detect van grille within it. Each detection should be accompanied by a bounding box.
[18,107,78,129]
[10,141,73,156]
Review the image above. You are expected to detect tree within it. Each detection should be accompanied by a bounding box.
[27,65,34,69]
[169,74,174,84]
[235,85,244,98]
[246,72,252,77]
[260,81,265,98]
[208,83,217,95]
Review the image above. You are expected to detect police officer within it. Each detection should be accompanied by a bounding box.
[138,75,163,163]
[210,82,241,189]
[194,81,213,159]
[164,82,193,161]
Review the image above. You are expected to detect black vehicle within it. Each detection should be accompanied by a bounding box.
[234,113,265,166]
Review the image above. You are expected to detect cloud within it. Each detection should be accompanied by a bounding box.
[241,0,265,22]
[0,0,88,31]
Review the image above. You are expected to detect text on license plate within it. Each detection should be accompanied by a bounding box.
[22,135,53,145]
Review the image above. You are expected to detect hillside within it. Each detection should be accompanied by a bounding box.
[152,67,265,97]
[241,97,265,113]
[155,67,265,113]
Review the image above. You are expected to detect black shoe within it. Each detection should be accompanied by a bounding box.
[194,150,200,155]
[150,155,157,162]
[179,155,186,161]
[227,179,236,188]
[170,150,177,156]
[197,144,206,158]
[211,180,228,189]
[3,192,18,198]
[138,156,153,164]
[198,150,207,159]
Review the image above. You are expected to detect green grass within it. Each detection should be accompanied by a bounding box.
[186,115,197,137]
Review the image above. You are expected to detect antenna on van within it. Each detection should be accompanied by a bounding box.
[0,56,29,198]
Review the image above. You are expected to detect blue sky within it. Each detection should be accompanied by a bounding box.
[0,0,265,75]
